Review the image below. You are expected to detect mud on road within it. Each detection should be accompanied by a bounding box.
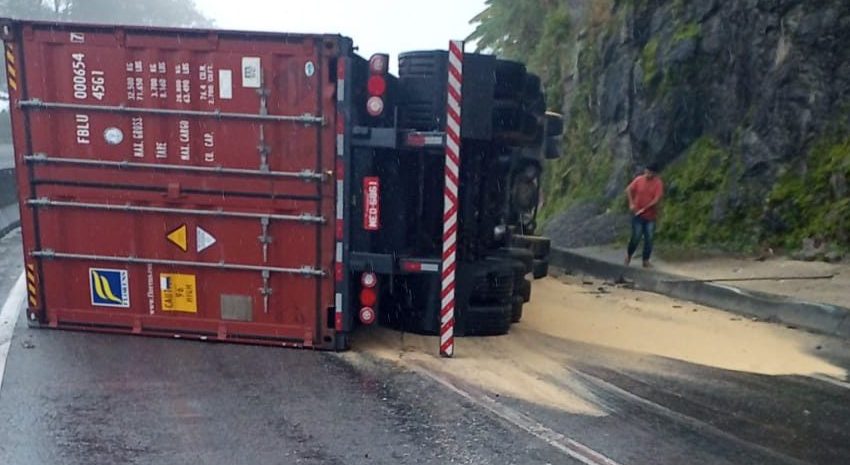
[350,276,850,465]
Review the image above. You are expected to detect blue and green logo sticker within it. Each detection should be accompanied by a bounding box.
[89,268,130,308]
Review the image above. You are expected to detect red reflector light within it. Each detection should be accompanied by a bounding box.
[404,132,444,148]
[359,288,377,307]
[369,54,388,74]
[366,96,384,117]
[361,272,377,288]
[367,75,386,96]
[359,306,377,325]
[406,134,426,147]
[401,261,422,272]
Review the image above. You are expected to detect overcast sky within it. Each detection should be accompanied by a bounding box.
[193,0,487,71]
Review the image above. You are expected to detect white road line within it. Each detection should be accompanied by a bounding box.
[0,271,26,393]
[406,363,624,465]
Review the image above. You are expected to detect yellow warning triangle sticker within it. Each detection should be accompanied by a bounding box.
[166,224,188,252]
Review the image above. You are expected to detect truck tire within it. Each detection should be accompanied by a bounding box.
[532,259,549,279]
[510,295,524,323]
[462,303,512,336]
[516,278,532,303]
[493,101,524,134]
[488,247,533,273]
[510,235,551,259]
[470,259,515,305]
[522,74,546,117]
[507,260,529,315]
[494,59,526,100]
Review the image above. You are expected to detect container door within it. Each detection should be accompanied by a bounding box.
[10,23,341,348]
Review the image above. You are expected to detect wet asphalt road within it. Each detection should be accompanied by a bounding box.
[0,325,575,465]
[1,228,849,465]
[494,331,850,465]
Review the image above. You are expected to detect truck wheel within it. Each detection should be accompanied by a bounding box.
[532,259,549,279]
[462,303,512,336]
[470,258,516,305]
[516,278,532,303]
[488,247,533,273]
[494,59,526,100]
[493,100,523,134]
[510,235,551,259]
[522,74,546,117]
[510,295,524,323]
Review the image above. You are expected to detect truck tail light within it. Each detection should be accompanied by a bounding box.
[367,53,388,117]
[367,75,386,96]
[402,261,422,272]
[359,287,377,307]
[361,272,377,288]
[359,306,377,325]
[369,54,389,75]
[366,96,384,117]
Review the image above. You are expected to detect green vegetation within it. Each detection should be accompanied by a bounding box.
[672,22,701,43]
[656,138,729,244]
[641,38,660,85]
[540,83,614,220]
[528,4,572,106]
[766,137,850,249]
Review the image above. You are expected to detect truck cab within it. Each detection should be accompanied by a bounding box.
[340,49,563,341]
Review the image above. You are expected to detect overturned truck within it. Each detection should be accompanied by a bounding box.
[3,18,562,350]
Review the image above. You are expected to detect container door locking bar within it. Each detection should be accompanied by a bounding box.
[18,99,325,125]
[27,198,325,224]
[30,250,325,277]
[24,154,325,181]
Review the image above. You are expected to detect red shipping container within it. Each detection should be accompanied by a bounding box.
[3,19,351,349]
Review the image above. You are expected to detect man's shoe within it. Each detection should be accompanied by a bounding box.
[642,260,652,268]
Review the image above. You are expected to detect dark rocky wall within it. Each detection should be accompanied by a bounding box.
[543,0,850,253]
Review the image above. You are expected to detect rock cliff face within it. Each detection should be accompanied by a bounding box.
[541,0,850,252]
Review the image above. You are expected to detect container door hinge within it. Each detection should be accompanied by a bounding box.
[259,270,272,314]
[258,216,272,263]
[256,86,269,116]
[257,128,270,173]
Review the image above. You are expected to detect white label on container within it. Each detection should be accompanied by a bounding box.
[241,57,261,88]
[218,69,233,99]
[196,226,216,253]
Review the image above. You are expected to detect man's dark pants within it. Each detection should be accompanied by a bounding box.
[627,216,655,261]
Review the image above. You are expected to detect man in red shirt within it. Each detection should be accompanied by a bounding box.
[625,163,664,267]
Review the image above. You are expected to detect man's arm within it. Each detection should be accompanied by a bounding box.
[625,180,638,211]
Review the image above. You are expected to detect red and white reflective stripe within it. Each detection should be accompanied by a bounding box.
[336,59,346,104]
[440,40,463,358]
[334,57,346,332]
[334,292,343,331]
